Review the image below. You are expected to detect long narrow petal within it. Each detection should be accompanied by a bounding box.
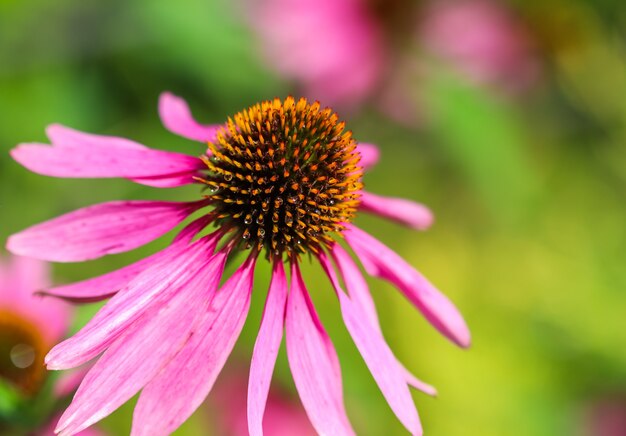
[359,192,434,230]
[286,262,355,436]
[357,143,380,170]
[44,124,203,187]
[330,244,380,328]
[55,249,229,436]
[159,92,221,142]
[331,244,437,397]
[130,172,200,188]
[130,255,258,436]
[11,141,201,180]
[7,200,205,262]
[319,252,422,435]
[45,234,224,370]
[344,224,471,348]
[40,215,214,302]
[247,261,288,436]
[41,249,165,303]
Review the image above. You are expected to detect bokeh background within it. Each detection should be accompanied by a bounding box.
[1,0,625,435]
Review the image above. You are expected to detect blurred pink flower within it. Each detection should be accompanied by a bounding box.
[253,0,386,108]
[420,0,539,93]
[0,254,71,395]
[209,368,315,436]
[253,0,539,115]
[0,255,103,435]
[583,395,626,436]
[7,93,468,435]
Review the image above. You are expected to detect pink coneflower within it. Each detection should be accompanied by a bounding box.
[254,0,538,113]
[0,255,101,435]
[8,93,469,435]
[419,0,539,93]
[0,254,70,396]
[253,0,386,108]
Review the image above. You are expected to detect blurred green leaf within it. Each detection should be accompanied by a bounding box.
[424,69,539,224]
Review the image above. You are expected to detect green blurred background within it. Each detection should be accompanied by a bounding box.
[1,0,625,434]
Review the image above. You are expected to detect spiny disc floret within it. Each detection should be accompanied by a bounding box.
[200,97,363,258]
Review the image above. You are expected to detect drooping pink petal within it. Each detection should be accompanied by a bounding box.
[285,262,355,436]
[7,200,206,262]
[357,143,380,170]
[45,234,224,370]
[40,215,214,302]
[359,191,434,230]
[130,254,258,436]
[248,261,288,436]
[330,244,437,397]
[319,252,422,435]
[344,224,471,348]
[55,248,229,436]
[158,92,222,143]
[330,244,379,327]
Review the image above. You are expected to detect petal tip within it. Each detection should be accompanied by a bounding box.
[453,328,472,349]
[6,233,25,256]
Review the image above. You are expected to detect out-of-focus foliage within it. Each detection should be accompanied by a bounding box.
[1,0,625,435]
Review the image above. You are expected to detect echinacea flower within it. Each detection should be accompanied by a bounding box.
[0,254,103,435]
[8,93,470,436]
[0,254,70,396]
[253,0,386,108]
[420,0,539,94]
[253,0,538,117]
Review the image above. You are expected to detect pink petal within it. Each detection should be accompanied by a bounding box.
[46,124,145,150]
[130,255,258,436]
[319,252,422,435]
[11,126,202,180]
[330,244,437,397]
[130,172,200,188]
[45,234,224,370]
[40,215,213,302]
[344,224,471,348]
[55,248,229,436]
[7,200,205,262]
[357,143,380,170]
[285,262,355,436]
[359,191,434,230]
[159,92,222,143]
[400,364,438,397]
[248,261,288,436]
[330,244,379,327]
[45,124,203,187]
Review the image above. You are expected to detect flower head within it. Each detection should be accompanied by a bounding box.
[8,93,469,435]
